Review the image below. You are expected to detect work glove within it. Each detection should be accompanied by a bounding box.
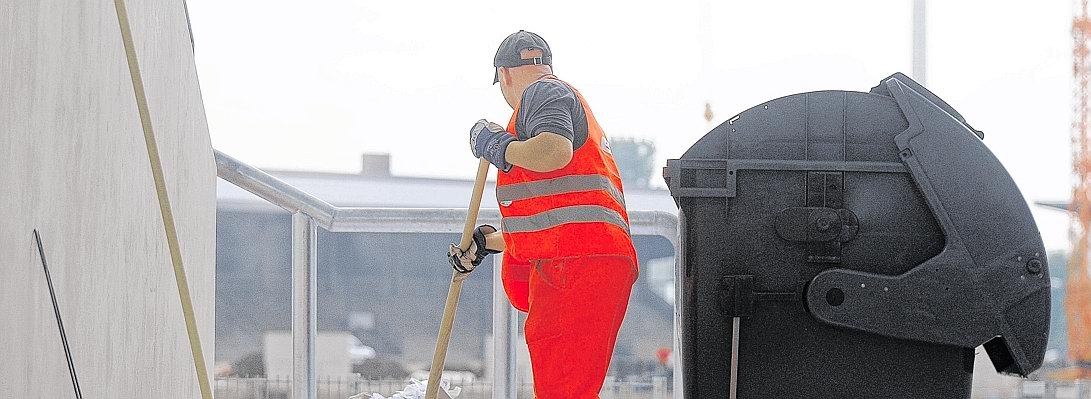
[469,119,514,172]
[448,224,501,273]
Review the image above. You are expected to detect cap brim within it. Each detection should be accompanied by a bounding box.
[493,68,499,84]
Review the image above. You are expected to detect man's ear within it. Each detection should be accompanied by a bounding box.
[500,67,514,85]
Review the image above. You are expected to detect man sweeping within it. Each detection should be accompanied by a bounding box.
[448,30,638,399]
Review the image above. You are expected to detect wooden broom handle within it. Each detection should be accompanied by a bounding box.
[425,158,491,399]
[459,159,492,250]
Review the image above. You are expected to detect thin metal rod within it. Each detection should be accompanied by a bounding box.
[34,230,83,399]
[292,213,318,399]
[729,317,741,399]
[328,208,499,233]
[491,255,518,399]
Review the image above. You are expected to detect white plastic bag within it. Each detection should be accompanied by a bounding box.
[353,378,461,399]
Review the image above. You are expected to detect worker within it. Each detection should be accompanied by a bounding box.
[448,30,638,399]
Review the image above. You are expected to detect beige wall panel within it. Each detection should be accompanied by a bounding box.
[0,0,215,397]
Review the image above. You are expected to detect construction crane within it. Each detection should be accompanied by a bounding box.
[1066,0,1091,379]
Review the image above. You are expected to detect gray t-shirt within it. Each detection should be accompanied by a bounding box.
[514,79,588,150]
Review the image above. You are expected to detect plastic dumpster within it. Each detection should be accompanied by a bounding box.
[664,73,1050,398]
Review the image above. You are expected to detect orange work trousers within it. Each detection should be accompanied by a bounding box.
[501,253,638,399]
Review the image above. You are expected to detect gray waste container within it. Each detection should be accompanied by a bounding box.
[664,73,1050,398]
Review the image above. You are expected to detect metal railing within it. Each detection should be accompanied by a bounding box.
[212,376,1091,399]
[213,376,672,399]
[214,150,684,399]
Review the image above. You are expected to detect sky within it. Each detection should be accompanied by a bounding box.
[186,0,1075,250]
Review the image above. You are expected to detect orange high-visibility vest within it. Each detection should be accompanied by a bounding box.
[497,77,636,262]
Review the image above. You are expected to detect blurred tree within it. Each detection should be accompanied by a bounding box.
[232,351,265,377]
[610,137,656,189]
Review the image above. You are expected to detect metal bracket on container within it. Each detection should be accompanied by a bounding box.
[664,159,907,200]
[718,275,801,318]
[774,207,859,243]
[717,274,803,399]
[719,275,755,317]
[807,172,855,263]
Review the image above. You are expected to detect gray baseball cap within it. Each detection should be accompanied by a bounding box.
[493,30,552,84]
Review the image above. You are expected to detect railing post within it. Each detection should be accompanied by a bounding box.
[671,213,684,399]
[292,212,318,399]
[491,255,518,399]
[1044,380,1057,399]
[654,376,667,399]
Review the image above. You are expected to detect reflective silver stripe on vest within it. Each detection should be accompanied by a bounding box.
[496,174,625,207]
[502,205,630,234]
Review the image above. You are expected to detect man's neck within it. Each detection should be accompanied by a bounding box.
[518,73,557,94]
[533,72,555,81]
[507,72,558,110]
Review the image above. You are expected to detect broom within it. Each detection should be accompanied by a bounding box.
[423,158,491,399]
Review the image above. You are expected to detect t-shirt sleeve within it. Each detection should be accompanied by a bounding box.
[515,80,578,143]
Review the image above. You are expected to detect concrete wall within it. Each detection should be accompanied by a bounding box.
[0,0,215,397]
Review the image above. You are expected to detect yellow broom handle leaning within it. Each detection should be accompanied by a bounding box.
[425,159,491,399]
[112,1,212,398]
[460,159,492,249]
